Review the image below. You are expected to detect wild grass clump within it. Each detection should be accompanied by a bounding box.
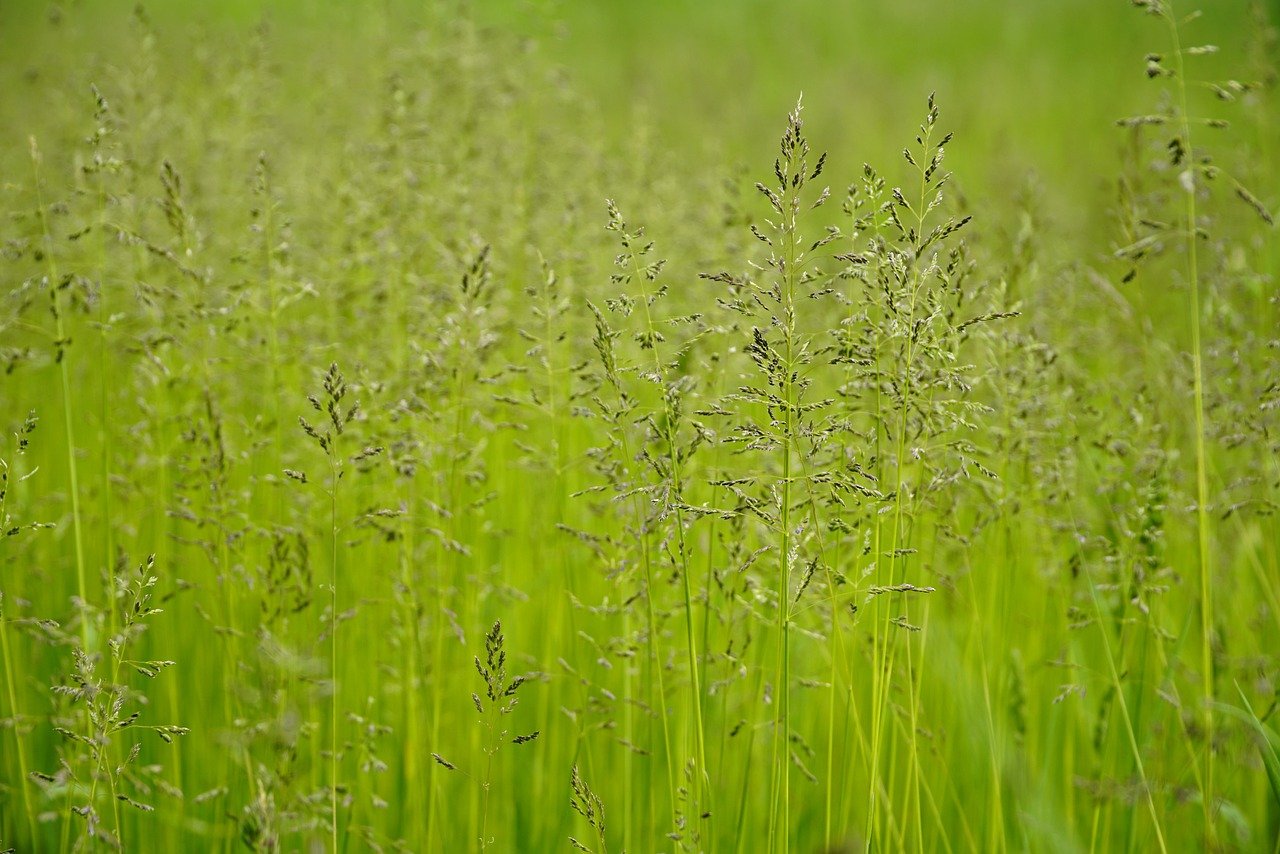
[0,2,1276,852]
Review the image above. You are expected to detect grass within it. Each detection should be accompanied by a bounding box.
[0,1,1278,851]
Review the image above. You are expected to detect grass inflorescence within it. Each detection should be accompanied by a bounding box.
[0,2,1277,852]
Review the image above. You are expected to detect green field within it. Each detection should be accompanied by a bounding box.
[1,1,1278,851]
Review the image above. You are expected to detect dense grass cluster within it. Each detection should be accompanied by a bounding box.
[1,1,1278,851]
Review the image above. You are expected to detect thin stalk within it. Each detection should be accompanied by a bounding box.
[863,339,888,846]
[538,293,602,852]
[329,453,341,853]
[866,261,921,851]
[450,374,485,852]
[479,703,495,849]
[87,594,134,849]
[623,428,679,829]
[31,144,90,653]
[1080,563,1169,853]
[216,488,245,825]
[630,244,713,842]
[822,193,869,851]
[396,472,424,843]
[1164,6,1216,841]
[93,168,118,649]
[388,201,423,843]
[903,125,935,853]
[732,652,769,854]
[768,173,799,854]
[792,446,855,851]
[425,569,448,850]
[0,579,37,847]
[0,436,36,849]
[622,601,636,853]
[427,333,477,849]
[1075,449,1209,846]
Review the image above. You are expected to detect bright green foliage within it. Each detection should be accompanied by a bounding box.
[0,2,1278,852]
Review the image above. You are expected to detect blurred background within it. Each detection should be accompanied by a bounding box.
[2,0,1273,249]
[1,2,1278,851]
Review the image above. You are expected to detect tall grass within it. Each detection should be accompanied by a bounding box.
[0,2,1277,852]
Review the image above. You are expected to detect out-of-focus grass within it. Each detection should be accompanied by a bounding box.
[0,2,1277,852]
[475,0,1264,240]
[4,0,1264,242]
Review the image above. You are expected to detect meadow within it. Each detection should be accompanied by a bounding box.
[0,0,1278,851]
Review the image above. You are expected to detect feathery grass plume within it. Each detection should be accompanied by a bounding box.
[503,252,589,479]
[603,198,715,839]
[432,620,540,851]
[0,411,51,848]
[575,194,724,847]
[79,83,134,661]
[169,386,290,841]
[343,698,402,848]
[401,240,510,848]
[700,95,847,853]
[1116,3,1278,845]
[225,526,326,848]
[564,293,657,849]
[828,95,1009,848]
[0,3,1277,851]
[26,131,95,656]
[569,764,608,853]
[297,359,378,849]
[495,247,607,842]
[1060,394,1181,851]
[38,555,187,851]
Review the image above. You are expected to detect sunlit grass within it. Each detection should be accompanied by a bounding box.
[0,2,1277,852]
